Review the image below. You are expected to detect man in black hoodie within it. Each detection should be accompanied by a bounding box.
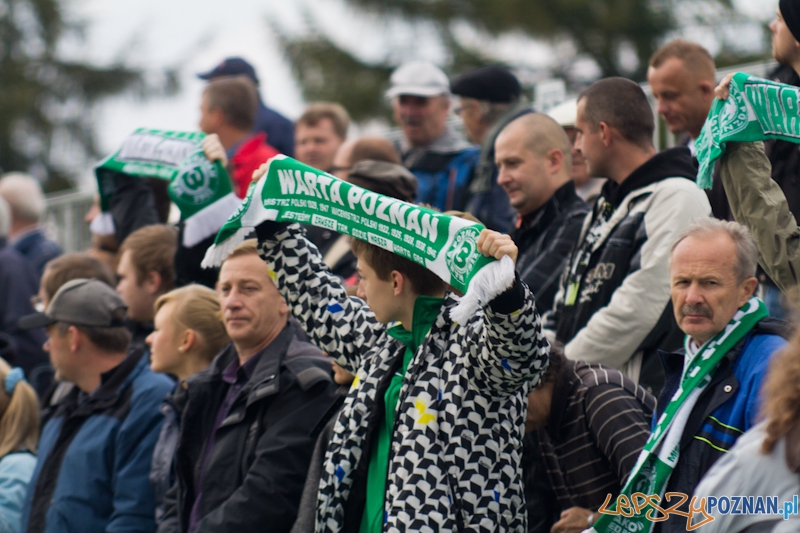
[546,77,711,395]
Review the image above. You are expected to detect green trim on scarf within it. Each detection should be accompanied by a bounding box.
[359,295,444,533]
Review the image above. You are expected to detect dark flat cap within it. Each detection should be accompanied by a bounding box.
[781,0,800,43]
[450,66,521,103]
[347,160,418,203]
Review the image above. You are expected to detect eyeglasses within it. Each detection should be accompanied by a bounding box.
[30,295,45,313]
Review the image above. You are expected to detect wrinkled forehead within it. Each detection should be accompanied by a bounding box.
[218,253,274,285]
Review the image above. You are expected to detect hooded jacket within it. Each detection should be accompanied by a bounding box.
[255,221,550,533]
[548,147,711,392]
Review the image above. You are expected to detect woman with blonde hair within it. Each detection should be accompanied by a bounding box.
[145,284,230,522]
[694,321,800,531]
[0,359,40,533]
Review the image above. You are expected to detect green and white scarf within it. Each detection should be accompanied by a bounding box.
[695,72,800,189]
[94,128,239,246]
[201,156,515,322]
[590,297,768,533]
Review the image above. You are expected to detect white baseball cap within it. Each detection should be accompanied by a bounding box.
[385,62,450,99]
[547,98,578,128]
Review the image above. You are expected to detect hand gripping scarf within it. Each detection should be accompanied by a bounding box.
[93,128,240,246]
[589,297,768,533]
[201,156,515,322]
[695,72,800,189]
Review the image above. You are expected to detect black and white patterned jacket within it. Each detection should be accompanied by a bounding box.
[256,223,550,533]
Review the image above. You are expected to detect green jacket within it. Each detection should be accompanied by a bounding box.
[720,141,800,292]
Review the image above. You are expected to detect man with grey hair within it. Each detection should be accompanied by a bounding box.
[0,172,61,277]
[387,62,481,219]
[0,194,49,393]
[643,217,788,532]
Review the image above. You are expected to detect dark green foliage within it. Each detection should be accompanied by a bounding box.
[0,0,178,191]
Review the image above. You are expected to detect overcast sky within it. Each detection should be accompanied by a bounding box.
[67,0,778,186]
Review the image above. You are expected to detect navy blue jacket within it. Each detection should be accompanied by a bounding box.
[0,238,48,393]
[256,102,294,157]
[22,349,174,533]
[653,317,788,532]
[11,229,61,279]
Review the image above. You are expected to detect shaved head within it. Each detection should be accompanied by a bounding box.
[498,113,572,170]
[495,113,573,216]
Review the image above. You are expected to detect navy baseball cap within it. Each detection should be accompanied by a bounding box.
[197,57,259,84]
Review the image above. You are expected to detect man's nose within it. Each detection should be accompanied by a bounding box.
[685,282,704,304]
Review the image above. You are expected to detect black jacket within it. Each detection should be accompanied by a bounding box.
[158,322,339,533]
[513,181,588,311]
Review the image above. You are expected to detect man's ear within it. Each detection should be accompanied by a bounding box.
[739,276,759,306]
[699,79,715,99]
[390,270,406,297]
[144,271,163,295]
[598,122,612,147]
[547,148,564,174]
[69,326,81,353]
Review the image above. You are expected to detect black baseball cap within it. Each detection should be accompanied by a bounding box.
[18,278,127,330]
[197,57,259,85]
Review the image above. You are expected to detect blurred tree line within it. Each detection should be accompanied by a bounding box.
[276,0,769,123]
[0,0,178,191]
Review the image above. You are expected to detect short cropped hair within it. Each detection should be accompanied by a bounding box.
[350,239,445,297]
[42,253,116,302]
[57,322,131,354]
[118,224,178,291]
[670,217,759,283]
[297,102,350,140]
[578,78,654,148]
[204,76,259,131]
[505,113,573,170]
[0,172,46,223]
[225,238,259,262]
[349,137,401,165]
[649,39,716,83]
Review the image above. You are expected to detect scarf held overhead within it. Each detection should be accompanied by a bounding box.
[93,128,239,247]
[201,156,515,322]
[589,296,768,533]
[695,72,800,189]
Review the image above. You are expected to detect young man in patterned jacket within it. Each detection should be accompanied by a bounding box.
[251,194,550,532]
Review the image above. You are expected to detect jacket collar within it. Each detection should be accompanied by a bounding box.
[204,321,296,407]
[601,146,697,208]
[518,181,580,233]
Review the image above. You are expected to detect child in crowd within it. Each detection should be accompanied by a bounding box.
[145,284,230,522]
[0,359,40,533]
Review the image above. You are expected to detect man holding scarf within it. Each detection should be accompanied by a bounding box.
[591,218,787,533]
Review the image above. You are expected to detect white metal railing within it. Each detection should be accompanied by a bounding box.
[43,190,95,253]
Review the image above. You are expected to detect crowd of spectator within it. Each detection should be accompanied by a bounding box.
[3,4,800,532]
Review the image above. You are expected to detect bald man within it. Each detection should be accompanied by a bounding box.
[495,113,589,310]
